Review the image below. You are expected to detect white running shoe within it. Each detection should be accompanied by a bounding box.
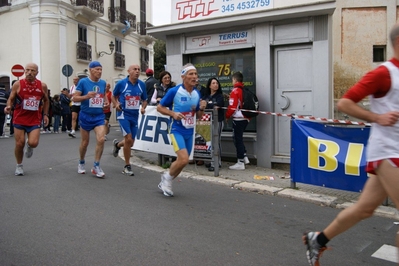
[91,166,105,178]
[15,165,24,176]
[244,156,250,165]
[68,130,76,138]
[158,174,173,196]
[122,165,134,176]
[78,163,86,174]
[25,140,33,158]
[229,161,245,170]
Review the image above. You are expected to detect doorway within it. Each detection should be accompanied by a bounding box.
[273,45,313,159]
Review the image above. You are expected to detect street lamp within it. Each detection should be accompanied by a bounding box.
[98,41,115,57]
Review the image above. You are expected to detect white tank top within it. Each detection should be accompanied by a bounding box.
[367,61,399,161]
[70,85,81,106]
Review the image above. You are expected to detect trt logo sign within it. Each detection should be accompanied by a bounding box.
[175,0,218,20]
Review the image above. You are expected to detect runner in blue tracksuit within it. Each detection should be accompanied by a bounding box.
[112,64,148,176]
[156,63,207,196]
[72,61,109,178]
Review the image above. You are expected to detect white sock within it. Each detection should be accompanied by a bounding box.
[164,172,173,180]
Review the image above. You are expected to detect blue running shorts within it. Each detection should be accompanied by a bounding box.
[79,112,105,131]
[14,124,41,133]
[118,118,139,138]
[170,131,194,155]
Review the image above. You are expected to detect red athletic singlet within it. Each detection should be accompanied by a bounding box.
[13,79,44,126]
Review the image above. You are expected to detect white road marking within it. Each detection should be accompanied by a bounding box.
[371,244,398,263]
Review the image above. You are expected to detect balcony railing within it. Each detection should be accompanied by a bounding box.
[71,0,104,21]
[114,52,125,69]
[137,21,153,35]
[76,42,92,62]
[108,7,137,32]
[71,0,104,13]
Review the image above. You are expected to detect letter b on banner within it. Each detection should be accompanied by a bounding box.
[308,137,339,172]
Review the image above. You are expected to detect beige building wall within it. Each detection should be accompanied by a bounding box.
[0,0,154,89]
[0,0,155,125]
[332,0,398,101]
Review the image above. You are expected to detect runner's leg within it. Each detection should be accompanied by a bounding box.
[323,174,387,240]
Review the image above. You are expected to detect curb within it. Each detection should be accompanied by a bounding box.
[130,156,399,220]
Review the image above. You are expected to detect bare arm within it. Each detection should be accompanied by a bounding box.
[41,82,50,126]
[157,104,175,118]
[71,90,96,102]
[140,100,148,115]
[196,99,207,118]
[111,94,121,111]
[337,98,399,126]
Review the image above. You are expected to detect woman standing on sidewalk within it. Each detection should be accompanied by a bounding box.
[202,77,224,171]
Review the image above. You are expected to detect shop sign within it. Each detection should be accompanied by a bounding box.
[172,0,274,23]
[187,30,252,50]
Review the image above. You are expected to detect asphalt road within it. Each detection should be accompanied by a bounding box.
[0,129,397,265]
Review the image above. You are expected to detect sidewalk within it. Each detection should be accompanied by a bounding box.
[129,150,398,220]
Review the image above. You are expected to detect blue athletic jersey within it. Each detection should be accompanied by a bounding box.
[113,77,147,119]
[76,78,107,115]
[160,84,201,135]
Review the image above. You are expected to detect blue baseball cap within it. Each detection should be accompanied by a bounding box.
[89,61,102,69]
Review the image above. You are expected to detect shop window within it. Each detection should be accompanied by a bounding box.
[190,49,256,132]
[373,45,385,62]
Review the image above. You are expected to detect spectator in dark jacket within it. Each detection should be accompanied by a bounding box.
[52,94,62,133]
[145,68,158,102]
[202,77,225,171]
[60,88,71,132]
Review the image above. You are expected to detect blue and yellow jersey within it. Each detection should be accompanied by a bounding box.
[160,84,201,134]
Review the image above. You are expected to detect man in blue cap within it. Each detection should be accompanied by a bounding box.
[70,61,109,178]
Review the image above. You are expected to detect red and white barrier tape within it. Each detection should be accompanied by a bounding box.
[214,106,371,126]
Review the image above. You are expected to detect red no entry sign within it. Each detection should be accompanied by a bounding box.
[11,64,25,77]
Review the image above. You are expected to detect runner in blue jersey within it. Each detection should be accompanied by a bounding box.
[156,63,207,196]
[72,61,109,178]
[112,64,148,176]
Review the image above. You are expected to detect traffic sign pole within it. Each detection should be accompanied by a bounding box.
[62,64,74,91]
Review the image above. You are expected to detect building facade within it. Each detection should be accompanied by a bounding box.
[0,0,155,111]
[148,0,398,168]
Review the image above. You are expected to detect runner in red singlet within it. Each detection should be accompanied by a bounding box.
[4,63,49,176]
[303,23,399,266]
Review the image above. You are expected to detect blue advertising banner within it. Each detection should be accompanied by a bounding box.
[290,120,370,192]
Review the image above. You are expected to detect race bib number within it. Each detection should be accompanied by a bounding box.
[182,111,196,129]
[23,96,40,111]
[125,96,140,109]
[89,95,104,108]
